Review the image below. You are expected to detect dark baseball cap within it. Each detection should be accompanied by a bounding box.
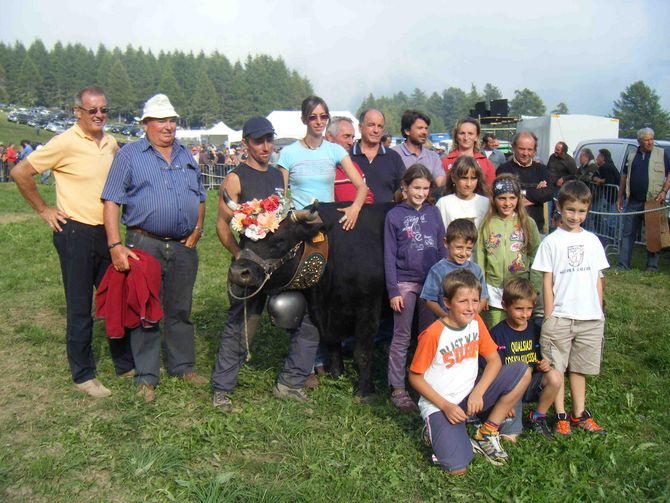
[243,117,275,139]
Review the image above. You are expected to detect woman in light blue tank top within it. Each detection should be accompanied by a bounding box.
[278,95,368,230]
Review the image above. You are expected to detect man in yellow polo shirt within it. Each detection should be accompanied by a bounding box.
[11,86,134,398]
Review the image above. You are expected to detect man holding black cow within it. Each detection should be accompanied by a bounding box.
[213,116,318,412]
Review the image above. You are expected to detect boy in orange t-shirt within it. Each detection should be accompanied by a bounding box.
[409,269,530,474]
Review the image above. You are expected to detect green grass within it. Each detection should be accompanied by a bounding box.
[1,183,669,502]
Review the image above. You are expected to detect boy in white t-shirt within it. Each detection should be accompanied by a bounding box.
[409,269,530,473]
[532,181,609,436]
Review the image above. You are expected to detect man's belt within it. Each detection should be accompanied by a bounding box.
[127,227,186,242]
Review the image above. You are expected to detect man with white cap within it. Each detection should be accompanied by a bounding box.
[11,86,134,398]
[102,94,207,402]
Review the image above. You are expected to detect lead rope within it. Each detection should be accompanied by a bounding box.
[244,295,251,362]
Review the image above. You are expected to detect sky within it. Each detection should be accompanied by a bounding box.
[3,0,669,117]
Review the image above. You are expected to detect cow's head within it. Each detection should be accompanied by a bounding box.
[224,190,323,297]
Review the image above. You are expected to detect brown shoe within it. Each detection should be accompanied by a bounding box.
[137,383,155,402]
[180,372,208,385]
[119,369,136,379]
[74,378,112,398]
[304,372,319,389]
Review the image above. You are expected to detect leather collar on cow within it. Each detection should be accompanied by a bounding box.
[283,231,328,290]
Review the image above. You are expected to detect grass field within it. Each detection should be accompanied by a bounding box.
[0,183,669,502]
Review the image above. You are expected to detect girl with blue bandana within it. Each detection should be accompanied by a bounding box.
[476,174,542,328]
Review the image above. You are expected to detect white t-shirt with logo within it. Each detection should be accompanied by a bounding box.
[532,227,609,320]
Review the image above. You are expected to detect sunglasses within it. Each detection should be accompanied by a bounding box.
[78,106,109,115]
[307,113,329,122]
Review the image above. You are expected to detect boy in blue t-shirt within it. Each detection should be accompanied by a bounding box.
[421,218,489,318]
[489,278,562,441]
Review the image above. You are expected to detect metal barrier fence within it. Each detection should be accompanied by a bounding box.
[582,183,623,256]
[200,163,234,190]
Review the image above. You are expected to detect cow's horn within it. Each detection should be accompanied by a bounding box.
[222,189,240,211]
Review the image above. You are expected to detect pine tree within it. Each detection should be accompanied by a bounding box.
[27,40,49,105]
[16,55,43,106]
[47,42,69,109]
[409,88,427,110]
[441,87,469,132]
[612,81,670,140]
[106,59,135,120]
[0,64,8,103]
[424,92,446,133]
[191,66,220,128]
[467,84,483,109]
[158,62,185,121]
[509,88,546,116]
[482,83,502,103]
[551,102,569,114]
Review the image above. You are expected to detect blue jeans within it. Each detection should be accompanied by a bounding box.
[617,199,659,271]
[52,220,134,383]
[125,231,199,386]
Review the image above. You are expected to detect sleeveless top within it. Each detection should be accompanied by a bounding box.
[233,162,284,203]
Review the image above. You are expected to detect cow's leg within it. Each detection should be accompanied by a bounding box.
[327,343,344,379]
[353,312,379,397]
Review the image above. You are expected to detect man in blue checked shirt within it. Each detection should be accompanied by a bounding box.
[102,94,207,402]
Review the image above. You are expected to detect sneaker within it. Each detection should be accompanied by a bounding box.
[390,389,418,412]
[136,383,155,402]
[304,372,320,389]
[74,378,112,398]
[528,412,554,439]
[471,430,508,466]
[273,382,310,403]
[571,410,607,435]
[554,413,572,437]
[180,372,208,385]
[212,390,239,413]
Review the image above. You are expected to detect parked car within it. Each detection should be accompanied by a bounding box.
[573,138,670,174]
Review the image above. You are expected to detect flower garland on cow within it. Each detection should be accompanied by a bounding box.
[230,193,290,241]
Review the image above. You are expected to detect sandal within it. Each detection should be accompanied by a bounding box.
[391,389,418,412]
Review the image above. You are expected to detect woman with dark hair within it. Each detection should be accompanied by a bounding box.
[440,118,496,188]
[278,95,368,230]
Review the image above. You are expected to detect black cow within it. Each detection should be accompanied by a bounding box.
[227,198,393,396]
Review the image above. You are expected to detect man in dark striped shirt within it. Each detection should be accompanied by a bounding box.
[102,94,207,402]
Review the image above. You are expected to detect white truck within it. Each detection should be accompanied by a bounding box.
[515,114,620,164]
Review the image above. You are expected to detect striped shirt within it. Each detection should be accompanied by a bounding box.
[101,137,206,238]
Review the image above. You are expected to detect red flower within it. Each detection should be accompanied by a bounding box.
[242,216,256,227]
[261,195,280,212]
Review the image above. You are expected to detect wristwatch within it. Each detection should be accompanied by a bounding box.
[195,225,204,236]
